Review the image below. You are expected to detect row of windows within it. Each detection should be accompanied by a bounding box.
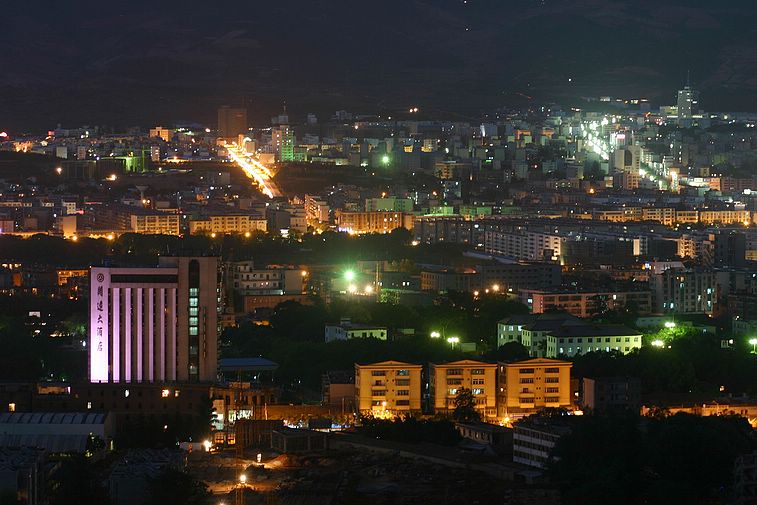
[559,337,639,344]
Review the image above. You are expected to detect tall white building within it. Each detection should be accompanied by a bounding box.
[89,256,219,384]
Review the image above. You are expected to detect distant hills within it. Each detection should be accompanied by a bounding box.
[1,0,756,130]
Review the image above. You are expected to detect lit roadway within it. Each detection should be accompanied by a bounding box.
[225,144,281,199]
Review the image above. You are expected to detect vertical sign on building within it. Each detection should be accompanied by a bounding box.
[90,268,109,382]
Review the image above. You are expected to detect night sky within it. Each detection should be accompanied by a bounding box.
[2,0,757,130]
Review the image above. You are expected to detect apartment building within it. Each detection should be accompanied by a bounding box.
[497,358,573,420]
[336,211,414,234]
[129,211,180,235]
[428,360,497,420]
[520,289,652,317]
[188,214,267,235]
[354,361,422,416]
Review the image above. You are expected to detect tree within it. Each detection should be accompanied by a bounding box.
[486,341,530,362]
[452,388,481,423]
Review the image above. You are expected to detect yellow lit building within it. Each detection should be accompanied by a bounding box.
[497,358,572,420]
[675,210,699,224]
[130,213,180,235]
[354,361,422,417]
[336,211,414,234]
[642,208,676,226]
[188,215,267,235]
[699,210,752,226]
[429,360,497,420]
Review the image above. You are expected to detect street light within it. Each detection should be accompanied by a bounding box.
[344,270,355,282]
[447,336,460,349]
[664,321,676,329]
[430,331,441,339]
[651,339,665,348]
[239,474,247,484]
[749,338,757,353]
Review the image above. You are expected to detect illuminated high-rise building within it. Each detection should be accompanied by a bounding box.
[676,84,697,127]
[217,106,248,140]
[89,256,219,384]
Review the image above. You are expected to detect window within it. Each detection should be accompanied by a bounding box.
[371,371,386,377]
[519,368,535,374]
[472,388,484,395]
[448,388,458,395]
[447,379,462,385]
[396,400,410,406]
[520,378,534,384]
[545,368,559,373]
[396,369,409,376]
[396,379,410,386]
[446,369,462,376]
[546,387,559,393]
[472,379,484,385]
[396,390,409,396]
[471,369,485,375]
[545,377,559,383]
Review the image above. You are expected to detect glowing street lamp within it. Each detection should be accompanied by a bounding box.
[651,339,665,348]
[664,321,676,329]
[344,270,355,282]
[749,338,757,353]
[239,474,247,484]
[447,336,460,349]
[347,284,357,294]
[381,155,390,166]
[430,331,441,339]
[492,284,500,293]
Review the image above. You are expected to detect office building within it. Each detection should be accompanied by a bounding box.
[429,360,497,419]
[677,85,697,127]
[89,256,219,384]
[354,361,422,417]
[218,106,248,140]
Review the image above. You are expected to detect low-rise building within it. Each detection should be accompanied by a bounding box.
[188,214,267,235]
[354,361,422,417]
[497,358,573,420]
[553,324,642,357]
[582,377,641,413]
[520,289,652,317]
[325,318,388,343]
[429,360,497,419]
[336,211,414,234]
[513,419,572,469]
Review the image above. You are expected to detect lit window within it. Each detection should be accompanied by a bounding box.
[161,389,170,398]
[8,403,15,412]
